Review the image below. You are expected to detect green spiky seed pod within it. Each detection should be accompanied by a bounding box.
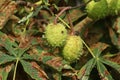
[86,0,108,20]
[62,35,83,63]
[45,23,67,47]
[117,0,120,13]
[107,0,120,15]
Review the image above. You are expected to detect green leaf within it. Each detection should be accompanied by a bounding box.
[0,53,15,65]
[0,64,13,80]
[0,31,5,36]
[18,6,43,23]
[0,38,18,56]
[93,48,101,58]
[20,60,46,80]
[97,61,114,80]
[39,52,70,72]
[77,58,96,80]
[92,42,109,57]
[41,56,54,63]
[4,39,15,55]
[42,56,66,72]
[15,47,30,57]
[21,54,38,60]
[0,32,18,56]
[18,12,33,23]
[31,38,40,45]
[43,0,49,5]
[100,57,120,73]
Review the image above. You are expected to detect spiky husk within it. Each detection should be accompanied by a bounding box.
[45,23,67,47]
[86,0,109,20]
[107,0,120,15]
[62,35,83,63]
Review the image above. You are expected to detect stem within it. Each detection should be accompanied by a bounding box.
[81,38,95,58]
[54,7,71,24]
[66,11,74,35]
[56,15,70,28]
[13,58,19,80]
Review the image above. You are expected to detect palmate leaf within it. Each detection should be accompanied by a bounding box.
[39,52,69,72]
[0,53,15,65]
[92,48,101,58]
[27,46,44,61]
[21,53,38,60]
[3,38,18,56]
[14,46,30,57]
[0,64,13,80]
[100,57,120,73]
[91,42,109,57]
[97,61,114,80]
[20,60,48,80]
[0,33,18,56]
[27,47,70,72]
[77,58,96,80]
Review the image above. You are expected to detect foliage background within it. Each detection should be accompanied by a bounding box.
[0,0,120,80]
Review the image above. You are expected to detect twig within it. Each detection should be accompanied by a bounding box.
[54,0,91,24]
[66,11,74,35]
[54,6,71,24]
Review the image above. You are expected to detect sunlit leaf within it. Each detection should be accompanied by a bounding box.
[18,12,33,23]
[18,6,43,23]
[43,0,49,5]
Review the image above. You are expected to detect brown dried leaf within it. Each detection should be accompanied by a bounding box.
[90,42,109,52]
[0,63,13,80]
[105,53,120,64]
[0,1,16,29]
[62,69,76,77]
[83,24,104,45]
[31,62,48,80]
[112,17,120,34]
[108,27,118,46]
[53,73,61,80]
[46,57,63,70]
[0,0,10,10]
